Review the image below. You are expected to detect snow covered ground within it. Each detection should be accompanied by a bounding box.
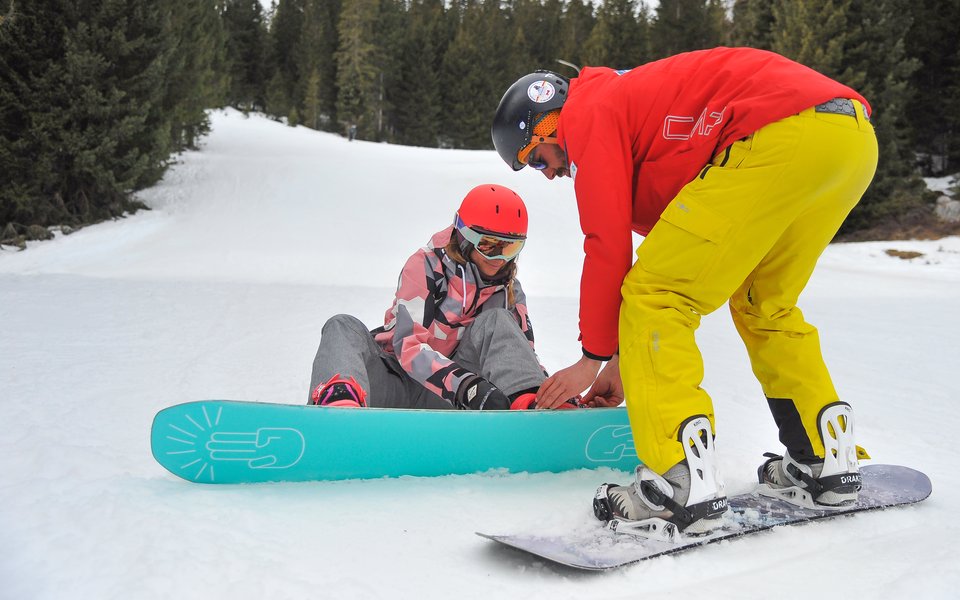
[2,109,958,599]
[924,174,957,195]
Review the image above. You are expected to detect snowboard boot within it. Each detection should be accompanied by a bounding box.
[310,374,367,408]
[593,415,728,542]
[758,402,861,509]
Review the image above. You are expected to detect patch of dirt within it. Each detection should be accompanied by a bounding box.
[884,249,925,260]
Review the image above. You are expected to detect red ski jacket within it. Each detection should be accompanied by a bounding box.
[555,47,869,359]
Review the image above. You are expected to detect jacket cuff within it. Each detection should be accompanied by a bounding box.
[582,347,613,362]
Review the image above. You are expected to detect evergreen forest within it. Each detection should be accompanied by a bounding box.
[2,0,959,240]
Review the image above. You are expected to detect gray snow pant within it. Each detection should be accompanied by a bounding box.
[308,309,546,408]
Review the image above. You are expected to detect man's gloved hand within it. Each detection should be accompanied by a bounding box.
[456,375,511,410]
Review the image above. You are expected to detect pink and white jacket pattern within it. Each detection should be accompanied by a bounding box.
[373,226,537,407]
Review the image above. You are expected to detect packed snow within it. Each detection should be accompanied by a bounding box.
[2,109,958,599]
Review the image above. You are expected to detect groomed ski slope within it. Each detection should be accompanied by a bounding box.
[1,109,958,600]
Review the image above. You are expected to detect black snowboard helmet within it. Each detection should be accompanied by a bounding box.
[491,70,570,171]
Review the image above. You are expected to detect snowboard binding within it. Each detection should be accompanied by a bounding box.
[310,374,367,408]
[593,415,728,543]
[757,402,864,510]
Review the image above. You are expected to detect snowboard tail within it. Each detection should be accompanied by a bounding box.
[151,400,640,483]
[478,464,931,570]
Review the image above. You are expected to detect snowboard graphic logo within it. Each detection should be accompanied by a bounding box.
[159,404,306,482]
[206,429,306,469]
[585,425,637,462]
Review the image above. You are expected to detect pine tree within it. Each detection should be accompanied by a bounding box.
[72,0,192,200]
[650,0,727,60]
[948,43,960,174]
[302,67,323,129]
[222,0,268,111]
[509,0,564,74]
[839,0,929,233]
[0,0,13,28]
[770,0,857,85]
[372,0,408,141]
[298,0,341,131]
[440,0,510,149]
[1,0,225,231]
[581,0,650,68]
[0,0,72,226]
[729,0,775,48]
[264,71,290,121]
[0,0,171,227]
[335,0,379,138]
[268,0,306,120]
[164,0,227,154]
[392,0,445,146]
[558,0,596,69]
[772,0,930,234]
[903,0,960,175]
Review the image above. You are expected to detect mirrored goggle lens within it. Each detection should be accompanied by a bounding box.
[526,154,548,170]
[457,220,525,260]
[474,235,525,260]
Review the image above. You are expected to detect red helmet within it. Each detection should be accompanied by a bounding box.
[455,184,528,238]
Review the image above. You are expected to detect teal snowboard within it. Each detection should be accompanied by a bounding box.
[151,400,640,483]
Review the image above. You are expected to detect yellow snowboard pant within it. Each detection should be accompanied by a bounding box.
[620,101,878,473]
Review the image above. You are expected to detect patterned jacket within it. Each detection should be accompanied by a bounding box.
[373,226,536,406]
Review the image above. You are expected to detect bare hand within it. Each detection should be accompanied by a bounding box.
[536,356,601,409]
[582,357,624,408]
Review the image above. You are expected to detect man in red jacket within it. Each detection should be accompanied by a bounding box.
[492,47,877,539]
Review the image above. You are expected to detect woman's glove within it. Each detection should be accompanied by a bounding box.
[456,375,511,410]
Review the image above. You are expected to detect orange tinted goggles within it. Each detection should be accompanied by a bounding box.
[456,218,525,260]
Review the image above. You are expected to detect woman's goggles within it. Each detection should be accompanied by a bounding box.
[456,217,526,260]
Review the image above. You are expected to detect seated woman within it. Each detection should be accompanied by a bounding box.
[308,183,568,410]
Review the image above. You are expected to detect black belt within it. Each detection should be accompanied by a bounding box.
[814,98,863,119]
